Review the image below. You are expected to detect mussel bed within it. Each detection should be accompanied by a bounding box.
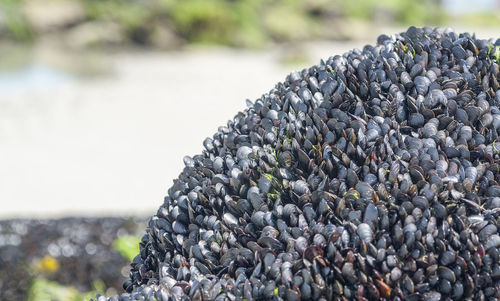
[99,27,500,300]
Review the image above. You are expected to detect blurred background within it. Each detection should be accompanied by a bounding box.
[0,0,499,299]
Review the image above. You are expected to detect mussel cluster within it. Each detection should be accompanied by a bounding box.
[99,27,500,300]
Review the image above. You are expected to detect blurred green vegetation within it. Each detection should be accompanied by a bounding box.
[112,234,141,261]
[336,0,446,25]
[27,277,105,301]
[0,0,33,41]
[456,11,500,27]
[0,0,452,48]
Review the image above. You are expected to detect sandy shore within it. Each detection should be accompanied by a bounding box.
[0,40,367,218]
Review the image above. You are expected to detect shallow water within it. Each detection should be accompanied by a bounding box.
[0,63,73,99]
